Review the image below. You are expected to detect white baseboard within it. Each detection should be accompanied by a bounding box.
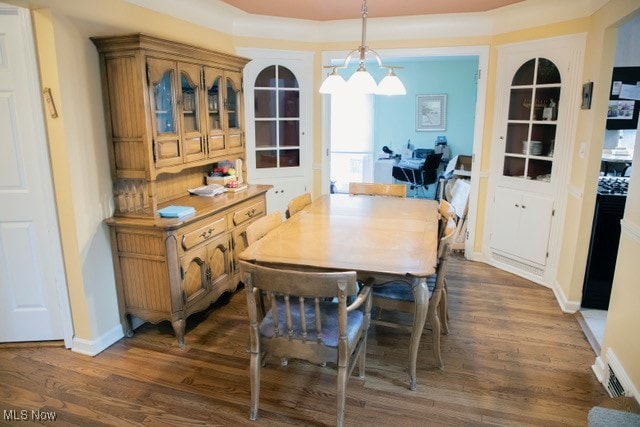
[593,355,606,382]
[71,324,124,357]
[465,250,484,262]
[551,279,581,313]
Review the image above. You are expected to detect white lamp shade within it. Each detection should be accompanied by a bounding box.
[376,73,407,96]
[347,70,378,94]
[319,73,347,94]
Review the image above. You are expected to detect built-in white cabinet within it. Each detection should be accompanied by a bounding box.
[490,187,553,266]
[486,34,585,284]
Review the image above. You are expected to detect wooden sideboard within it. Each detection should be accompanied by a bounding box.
[107,185,270,346]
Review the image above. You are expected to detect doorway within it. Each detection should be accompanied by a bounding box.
[578,15,640,354]
[321,46,489,257]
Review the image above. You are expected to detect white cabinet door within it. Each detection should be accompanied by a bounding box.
[490,187,522,256]
[518,193,553,265]
[251,177,307,220]
[490,187,553,266]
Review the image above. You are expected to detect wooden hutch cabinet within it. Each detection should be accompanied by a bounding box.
[92,34,270,346]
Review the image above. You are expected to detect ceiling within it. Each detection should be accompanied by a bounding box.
[218,0,526,21]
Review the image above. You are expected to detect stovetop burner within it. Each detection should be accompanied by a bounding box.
[597,176,629,195]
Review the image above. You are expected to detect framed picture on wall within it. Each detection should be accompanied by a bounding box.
[416,94,447,131]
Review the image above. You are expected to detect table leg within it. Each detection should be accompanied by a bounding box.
[409,277,429,390]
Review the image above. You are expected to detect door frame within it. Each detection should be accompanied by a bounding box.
[320,45,489,257]
[2,3,74,346]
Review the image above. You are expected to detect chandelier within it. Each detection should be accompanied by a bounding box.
[319,0,406,96]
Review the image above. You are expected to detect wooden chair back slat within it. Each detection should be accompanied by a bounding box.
[348,182,407,198]
[286,192,312,218]
[245,211,282,246]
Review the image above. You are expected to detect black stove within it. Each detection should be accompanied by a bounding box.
[597,176,629,195]
[583,175,629,309]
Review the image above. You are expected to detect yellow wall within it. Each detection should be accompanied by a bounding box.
[7,1,640,392]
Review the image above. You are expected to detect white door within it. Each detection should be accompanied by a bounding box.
[239,49,313,216]
[0,5,71,344]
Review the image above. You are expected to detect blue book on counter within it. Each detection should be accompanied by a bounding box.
[158,205,196,218]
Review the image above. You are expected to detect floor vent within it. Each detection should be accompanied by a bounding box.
[491,252,544,276]
[607,364,626,398]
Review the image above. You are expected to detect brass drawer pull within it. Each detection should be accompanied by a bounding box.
[199,228,214,238]
[246,208,257,218]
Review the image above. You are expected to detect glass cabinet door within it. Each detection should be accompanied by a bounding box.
[253,65,300,169]
[153,70,175,134]
[203,67,225,156]
[178,63,205,162]
[147,58,182,167]
[503,57,560,182]
[225,71,244,154]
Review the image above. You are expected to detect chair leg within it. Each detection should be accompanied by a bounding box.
[408,278,430,390]
[249,350,261,420]
[428,297,444,370]
[336,363,348,427]
[440,287,449,335]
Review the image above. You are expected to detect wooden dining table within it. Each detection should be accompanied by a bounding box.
[239,193,440,389]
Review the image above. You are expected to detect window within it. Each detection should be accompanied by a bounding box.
[253,66,300,169]
[330,92,374,193]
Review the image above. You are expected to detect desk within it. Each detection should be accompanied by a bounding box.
[240,194,439,389]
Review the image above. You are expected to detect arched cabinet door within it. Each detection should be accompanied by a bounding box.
[147,57,181,167]
[178,63,206,163]
[206,237,232,296]
[225,71,244,155]
[180,247,209,305]
[502,57,560,183]
[204,66,225,157]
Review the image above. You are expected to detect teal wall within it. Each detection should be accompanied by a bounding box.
[341,56,479,160]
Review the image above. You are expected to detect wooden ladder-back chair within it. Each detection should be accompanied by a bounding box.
[285,192,312,218]
[370,216,456,376]
[240,261,374,427]
[348,182,407,198]
[244,211,282,246]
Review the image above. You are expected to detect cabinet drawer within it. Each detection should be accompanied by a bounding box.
[181,217,227,251]
[232,199,266,226]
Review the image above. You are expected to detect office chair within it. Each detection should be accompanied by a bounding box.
[392,152,443,198]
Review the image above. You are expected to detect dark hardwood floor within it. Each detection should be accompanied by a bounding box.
[1,255,610,426]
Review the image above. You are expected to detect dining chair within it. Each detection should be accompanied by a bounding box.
[371,216,456,375]
[240,261,374,427]
[348,182,407,198]
[244,211,283,246]
[285,192,312,218]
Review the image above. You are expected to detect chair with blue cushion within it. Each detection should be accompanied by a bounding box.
[371,216,456,378]
[240,260,374,427]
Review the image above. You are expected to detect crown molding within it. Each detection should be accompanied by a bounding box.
[126,0,609,43]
